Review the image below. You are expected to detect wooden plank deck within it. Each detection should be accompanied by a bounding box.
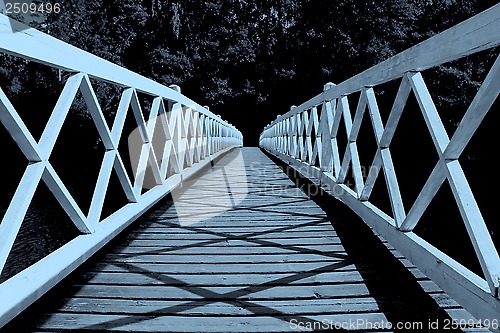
[1,148,483,332]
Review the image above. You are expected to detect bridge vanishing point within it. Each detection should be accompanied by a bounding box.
[0,4,499,333]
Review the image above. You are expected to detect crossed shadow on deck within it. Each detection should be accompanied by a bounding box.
[78,148,353,331]
[4,147,461,332]
[81,218,352,331]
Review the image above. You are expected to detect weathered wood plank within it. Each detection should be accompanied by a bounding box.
[142,220,328,229]
[58,297,379,315]
[68,283,371,300]
[91,262,357,274]
[122,237,342,248]
[101,253,345,264]
[123,231,338,240]
[36,312,390,332]
[79,271,364,286]
[156,211,328,219]
[111,244,347,255]
[133,224,333,234]
[429,293,462,309]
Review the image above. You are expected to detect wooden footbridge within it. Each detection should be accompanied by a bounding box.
[0,5,500,332]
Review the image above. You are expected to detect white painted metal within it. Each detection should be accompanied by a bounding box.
[0,15,242,328]
[260,4,500,329]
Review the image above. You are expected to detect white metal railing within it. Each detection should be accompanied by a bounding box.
[260,4,500,328]
[0,15,242,327]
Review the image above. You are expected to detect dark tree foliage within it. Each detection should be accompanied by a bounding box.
[1,0,497,144]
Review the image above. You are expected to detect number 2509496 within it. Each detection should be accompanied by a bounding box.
[4,2,61,15]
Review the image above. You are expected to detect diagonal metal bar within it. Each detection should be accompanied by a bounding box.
[380,148,406,227]
[0,88,41,162]
[111,88,133,146]
[337,95,364,194]
[42,163,92,233]
[129,89,150,144]
[348,89,367,142]
[146,145,164,186]
[444,54,500,160]
[408,71,500,296]
[159,141,173,180]
[330,98,342,138]
[132,143,155,195]
[87,150,117,224]
[408,72,450,154]
[38,73,84,159]
[146,97,162,140]
[445,160,500,297]
[80,75,114,150]
[337,147,351,184]
[0,162,45,275]
[113,153,137,203]
[365,88,406,225]
[365,88,384,143]
[359,150,382,201]
[399,162,446,232]
[379,75,412,148]
[319,101,334,174]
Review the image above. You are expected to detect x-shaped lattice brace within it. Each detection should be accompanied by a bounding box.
[346,65,500,296]
[335,87,405,224]
[264,54,500,296]
[0,73,134,274]
[396,59,500,296]
[0,72,214,278]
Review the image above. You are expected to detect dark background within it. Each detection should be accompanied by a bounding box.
[0,0,497,144]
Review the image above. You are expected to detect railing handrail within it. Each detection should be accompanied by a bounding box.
[260,4,500,329]
[0,15,239,133]
[0,14,242,328]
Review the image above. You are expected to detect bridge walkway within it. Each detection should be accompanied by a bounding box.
[2,148,478,332]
